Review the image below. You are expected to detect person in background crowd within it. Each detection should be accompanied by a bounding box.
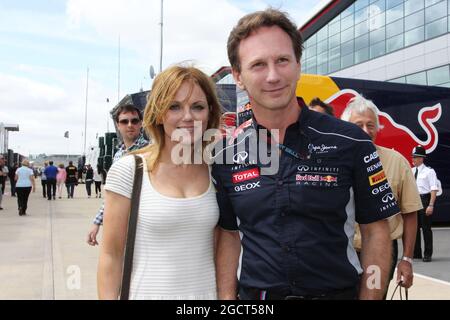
[15,159,35,216]
[65,161,78,199]
[44,161,58,200]
[341,96,422,297]
[56,163,67,199]
[308,97,335,116]
[412,145,439,263]
[93,165,104,198]
[41,162,48,199]
[8,163,19,197]
[86,104,149,246]
[0,155,6,210]
[85,164,94,198]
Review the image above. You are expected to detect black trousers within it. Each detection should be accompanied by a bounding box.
[66,183,75,198]
[85,180,92,196]
[16,187,32,213]
[10,177,16,196]
[46,178,56,200]
[41,179,47,198]
[414,194,433,258]
[94,181,102,195]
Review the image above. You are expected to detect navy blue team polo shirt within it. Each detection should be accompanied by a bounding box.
[211,98,399,294]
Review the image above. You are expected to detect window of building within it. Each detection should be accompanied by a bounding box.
[427,65,450,85]
[405,0,424,15]
[426,16,447,39]
[329,58,341,73]
[318,26,328,42]
[355,7,370,24]
[341,3,355,18]
[426,0,444,7]
[355,33,370,50]
[405,10,424,31]
[329,21,341,36]
[342,14,355,30]
[425,1,447,23]
[387,33,404,52]
[341,40,355,56]
[317,63,328,74]
[405,25,424,45]
[370,40,386,58]
[342,26,355,42]
[329,33,341,48]
[356,0,370,11]
[341,53,355,68]
[386,18,404,37]
[370,26,386,44]
[355,47,370,63]
[329,46,341,60]
[389,76,407,83]
[317,39,328,54]
[406,71,427,84]
[355,20,370,36]
[386,3,404,23]
[370,0,386,16]
[387,0,404,9]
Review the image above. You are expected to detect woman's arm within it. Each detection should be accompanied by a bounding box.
[97,190,131,299]
[30,174,36,192]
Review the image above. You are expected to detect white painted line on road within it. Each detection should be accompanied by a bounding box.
[414,272,450,287]
[435,227,450,231]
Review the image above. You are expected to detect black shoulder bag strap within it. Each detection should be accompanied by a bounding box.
[120,155,143,300]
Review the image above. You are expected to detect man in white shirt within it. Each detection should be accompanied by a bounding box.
[411,145,439,262]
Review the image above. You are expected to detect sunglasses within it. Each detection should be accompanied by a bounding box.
[118,118,141,125]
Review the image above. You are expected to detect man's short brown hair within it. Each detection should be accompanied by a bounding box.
[227,8,303,72]
[114,104,143,123]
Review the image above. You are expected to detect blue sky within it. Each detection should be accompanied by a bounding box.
[0,0,323,155]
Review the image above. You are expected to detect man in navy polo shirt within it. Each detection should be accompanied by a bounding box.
[44,161,58,200]
[212,8,399,300]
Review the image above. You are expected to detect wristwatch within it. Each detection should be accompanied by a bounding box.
[402,256,413,264]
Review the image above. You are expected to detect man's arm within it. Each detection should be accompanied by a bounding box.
[397,211,417,288]
[359,218,391,300]
[216,228,241,300]
[426,191,437,216]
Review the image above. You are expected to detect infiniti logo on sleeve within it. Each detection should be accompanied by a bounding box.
[233,151,249,164]
[382,193,395,203]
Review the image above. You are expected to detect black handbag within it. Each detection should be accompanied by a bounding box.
[119,155,143,300]
[390,281,409,300]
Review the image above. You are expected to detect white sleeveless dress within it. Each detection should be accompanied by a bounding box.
[105,155,219,300]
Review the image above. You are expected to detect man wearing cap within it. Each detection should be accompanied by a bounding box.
[412,146,439,262]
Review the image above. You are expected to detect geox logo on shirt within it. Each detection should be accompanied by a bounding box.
[369,170,386,186]
[234,181,261,192]
[232,168,260,184]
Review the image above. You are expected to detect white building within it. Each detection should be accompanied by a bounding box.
[300,0,450,87]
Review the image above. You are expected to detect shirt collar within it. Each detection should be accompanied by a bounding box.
[248,97,308,131]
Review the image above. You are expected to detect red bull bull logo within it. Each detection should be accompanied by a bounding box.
[323,89,442,164]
